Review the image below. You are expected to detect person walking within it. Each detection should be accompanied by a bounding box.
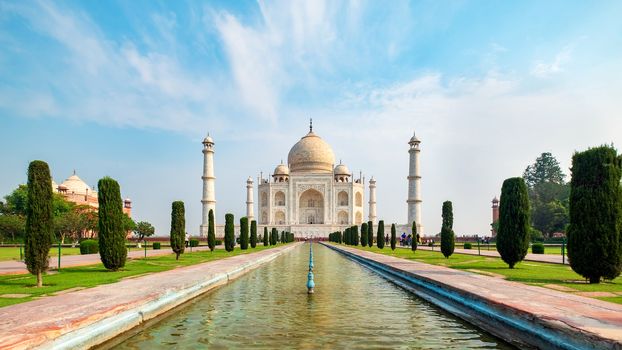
[185,233,190,248]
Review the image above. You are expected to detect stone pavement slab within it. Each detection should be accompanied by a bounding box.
[331,244,622,349]
[0,245,223,275]
[0,243,301,350]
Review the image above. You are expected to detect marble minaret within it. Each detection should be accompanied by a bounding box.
[407,132,423,234]
[368,176,377,223]
[246,176,254,222]
[200,134,216,236]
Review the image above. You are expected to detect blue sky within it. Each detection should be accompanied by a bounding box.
[1,0,621,236]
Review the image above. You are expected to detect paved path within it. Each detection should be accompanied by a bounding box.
[0,245,222,275]
[0,243,301,350]
[399,245,567,264]
[329,244,622,349]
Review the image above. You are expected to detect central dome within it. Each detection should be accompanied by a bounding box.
[287,131,336,173]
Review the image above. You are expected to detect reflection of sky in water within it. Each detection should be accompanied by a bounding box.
[112,244,515,349]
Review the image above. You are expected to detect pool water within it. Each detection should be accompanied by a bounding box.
[109,243,514,349]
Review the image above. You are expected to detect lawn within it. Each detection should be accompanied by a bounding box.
[349,245,622,305]
[452,243,566,255]
[0,244,279,308]
[0,247,82,261]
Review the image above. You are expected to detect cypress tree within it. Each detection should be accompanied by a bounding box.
[568,146,622,283]
[250,220,258,248]
[224,213,235,252]
[496,178,530,268]
[207,209,216,252]
[263,226,269,246]
[24,160,53,287]
[440,201,455,258]
[271,227,277,245]
[337,231,342,244]
[361,222,368,247]
[411,221,418,252]
[367,221,374,247]
[377,220,385,249]
[281,231,285,243]
[170,201,186,260]
[344,228,349,245]
[353,225,359,246]
[390,223,396,250]
[98,177,128,270]
[240,217,249,250]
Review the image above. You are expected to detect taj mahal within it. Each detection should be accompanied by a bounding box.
[200,121,423,238]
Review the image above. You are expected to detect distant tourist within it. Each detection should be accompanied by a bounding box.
[185,233,190,248]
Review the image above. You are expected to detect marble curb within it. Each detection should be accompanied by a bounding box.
[323,243,622,350]
[16,243,301,350]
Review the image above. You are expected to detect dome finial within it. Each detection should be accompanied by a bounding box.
[309,118,313,133]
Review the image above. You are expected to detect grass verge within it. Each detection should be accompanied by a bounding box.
[346,244,622,304]
[0,244,280,308]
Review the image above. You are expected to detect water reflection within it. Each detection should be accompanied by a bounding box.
[113,243,514,349]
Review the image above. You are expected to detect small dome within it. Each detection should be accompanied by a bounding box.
[61,172,94,195]
[334,163,351,176]
[492,196,499,203]
[203,135,214,144]
[287,131,335,173]
[409,131,420,144]
[124,198,132,202]
[273,163,290,176]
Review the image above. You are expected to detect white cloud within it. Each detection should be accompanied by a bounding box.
[531,45,573,78]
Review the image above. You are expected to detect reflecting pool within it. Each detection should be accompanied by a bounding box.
[110,243,514,349]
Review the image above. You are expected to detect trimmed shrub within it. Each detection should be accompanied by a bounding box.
[377,221,385,249]
[207,209,216,252]
[497,177,530,268]
[225,213,235,252]
[568,146,622,283]
[240,217,249,250]
[263,227,269,246]
[390,224,396,250]
[367,221,374,247]
[98,177,128,271]
[153,242,161,250]
[361,223,368,247]
[440,201,455,259]
[80,240,99,254]
[531,243,544,254]
[411,221,418,252]
[250,220,257,248]
[170,201,186,260]
[463,242,472,250]
[270,227,277,245]
[24,160,53,287]
[190,239,199,247]
[215,239,223,246]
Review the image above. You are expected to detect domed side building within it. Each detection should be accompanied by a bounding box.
[256,123,367,236]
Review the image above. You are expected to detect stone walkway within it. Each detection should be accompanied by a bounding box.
[0,245,221,275]
[399,245,567,264]
[0,243,301,350]
[329,244,622,349]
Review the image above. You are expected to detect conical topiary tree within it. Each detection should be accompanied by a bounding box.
[263,226,269,246]
[170,201,186,260]
[208,209,216,252]
[224,213,235,252]
[250,220,258,248]
[377,220,385,249]
[352,225,359,246]
[367,221,374,247]
[390,223,396,250]
[497,178,530,268]
[568,146,622,283]
[361,222,368,247]
[440,201,455,258]
[240,217,249,250]
[411,221,418,252]
[24,160,53,287]
[270,227,277,245]
[98,177,128,270]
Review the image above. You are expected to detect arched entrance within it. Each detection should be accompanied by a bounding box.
[298,189,324,224]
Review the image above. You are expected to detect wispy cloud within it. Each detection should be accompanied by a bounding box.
[531,45,573,78]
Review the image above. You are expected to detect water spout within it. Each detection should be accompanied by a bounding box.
[307,240,315,294]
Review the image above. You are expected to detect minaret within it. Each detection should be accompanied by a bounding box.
[368,176,377,223]
[200,134,216,236]
[246,176,254,222]
[407,131,423,234]
[491,197,499,237]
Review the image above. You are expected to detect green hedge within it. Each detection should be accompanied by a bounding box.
[531,243,544,254]
[153,242,161,250]
[463,242,472,250]
[80,240,99,255]
[189,239,199,247]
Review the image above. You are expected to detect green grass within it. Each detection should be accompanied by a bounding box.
[347,245,622,304]
[0,247,83,261]
[0,244,279,308]
[453,243,565,255]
